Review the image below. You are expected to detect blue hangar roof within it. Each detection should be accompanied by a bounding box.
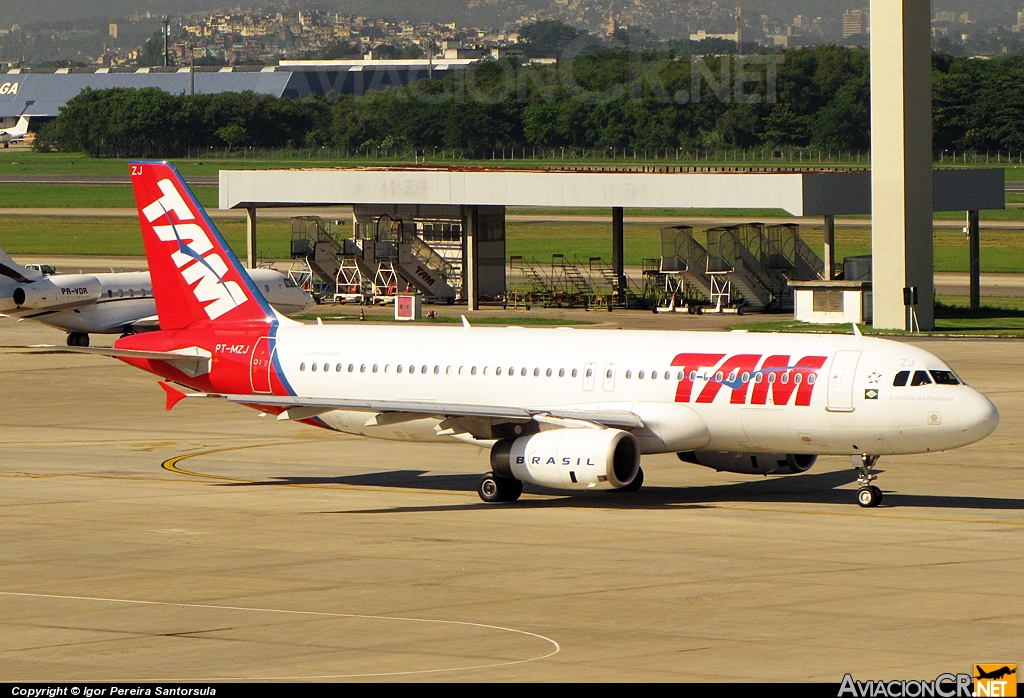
[0,63,466,118]
[0,71,293,118]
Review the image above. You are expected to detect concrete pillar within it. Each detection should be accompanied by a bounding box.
[968,210,980,311]
[870,0,935,330]
[245,205,257,269]
[462,205,480,311]
[823,215,835,280]
[611,206,625,292]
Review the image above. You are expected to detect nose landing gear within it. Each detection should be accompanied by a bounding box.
[853,454,882,507]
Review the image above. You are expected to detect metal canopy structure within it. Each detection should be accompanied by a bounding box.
[220,167,1003,217]
[219,166,1004,313]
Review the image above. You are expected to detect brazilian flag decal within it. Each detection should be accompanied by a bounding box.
[865,389,879,400]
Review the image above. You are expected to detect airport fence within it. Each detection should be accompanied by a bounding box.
[179,145,1024,167]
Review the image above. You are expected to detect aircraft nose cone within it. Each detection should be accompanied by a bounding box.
[959,392,999,441]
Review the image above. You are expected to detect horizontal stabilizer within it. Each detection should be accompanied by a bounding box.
[25,345,211,377]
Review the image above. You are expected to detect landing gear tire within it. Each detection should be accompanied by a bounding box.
[617,466,644,493]
[478,472,523,503]
[67,333,89,347]
[857,485,882,508]
[853,454,882,507]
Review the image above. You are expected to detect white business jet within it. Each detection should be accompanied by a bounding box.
[0,242,314,345]
[0,115,30,147]
[71,162,998,507]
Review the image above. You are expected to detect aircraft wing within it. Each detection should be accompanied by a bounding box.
[180,391,645,430]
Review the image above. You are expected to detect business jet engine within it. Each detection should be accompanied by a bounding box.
[678,451,817,475]
[9,275,102,311]
[490,428,641,490]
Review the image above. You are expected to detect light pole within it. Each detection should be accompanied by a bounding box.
[162,16,170,67]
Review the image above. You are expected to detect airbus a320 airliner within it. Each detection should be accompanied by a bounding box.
[77,162,999,507]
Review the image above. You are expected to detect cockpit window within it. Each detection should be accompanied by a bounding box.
[284,278,298,288]
[929,370,961,385]
[893,371,910,387]
[910,370,933,386]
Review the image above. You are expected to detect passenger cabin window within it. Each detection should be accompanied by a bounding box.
[894,371,910,387]
[911,370,932,386]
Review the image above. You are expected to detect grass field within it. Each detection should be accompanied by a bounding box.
[3,149,1024,178]
[1,218,1022,274]
[0,217,291,259]
[0,184,219,209]
[506,222,1024,273]
[733,297,1024,337]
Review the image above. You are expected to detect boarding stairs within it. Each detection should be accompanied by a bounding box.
[764,224,826,282]
[659,226,715,300]
[507,256,553,306]
[549,254,595,305]
[584,256,639,308]
[706,226,776,311]
[291,217,369,302]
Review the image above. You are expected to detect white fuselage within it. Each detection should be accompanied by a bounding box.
[266,323,998,457]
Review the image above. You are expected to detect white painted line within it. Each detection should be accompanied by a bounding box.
[0,590,561,681]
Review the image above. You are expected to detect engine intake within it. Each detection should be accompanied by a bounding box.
[678,451,817,475]
[491,428,641,490]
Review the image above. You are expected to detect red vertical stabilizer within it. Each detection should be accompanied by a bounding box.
[129,161,275,330]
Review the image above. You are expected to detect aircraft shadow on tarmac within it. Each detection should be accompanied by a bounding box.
[220,468,1024,514]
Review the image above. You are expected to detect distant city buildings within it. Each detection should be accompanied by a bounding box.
[3,2,1024,70]
[842,9,868,39]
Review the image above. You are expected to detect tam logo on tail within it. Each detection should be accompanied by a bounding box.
[141,177,248,321]
[131,162,272,330]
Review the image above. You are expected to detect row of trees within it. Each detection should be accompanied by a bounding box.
[34,46,1024,158]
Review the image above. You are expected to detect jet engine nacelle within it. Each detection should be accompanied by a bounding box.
[678,451,817,475]
[491,428,641,491]
[11,275,102,310]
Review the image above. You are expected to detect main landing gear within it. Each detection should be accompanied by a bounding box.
[478,472,523,503]
[854,454,883,508]
[67,332,90,347]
